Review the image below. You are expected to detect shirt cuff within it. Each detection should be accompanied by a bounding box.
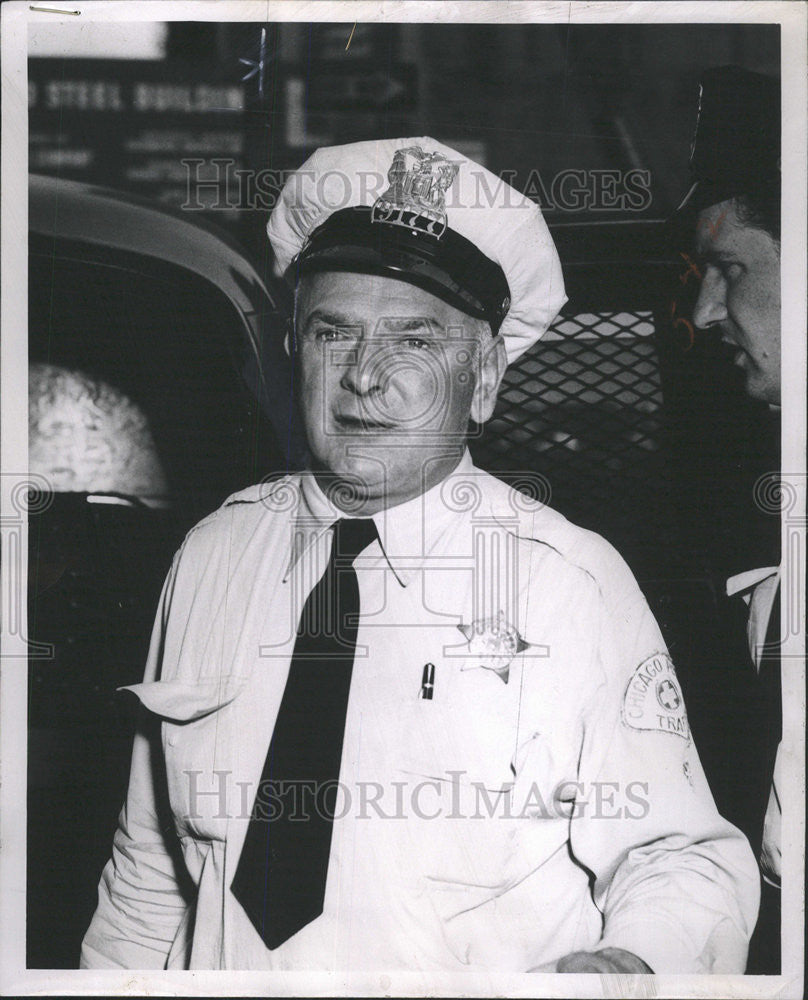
[598,913,727,975]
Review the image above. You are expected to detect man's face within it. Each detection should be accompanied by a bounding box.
[294,271,506,513]
[692,199,781,405]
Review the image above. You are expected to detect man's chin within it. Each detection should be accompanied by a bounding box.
[746,379,781,408]
[735,360,779,406]
[311,456,387,510]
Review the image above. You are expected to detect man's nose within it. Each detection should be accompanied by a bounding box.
[692,270,728,329]
[339,341,388,396]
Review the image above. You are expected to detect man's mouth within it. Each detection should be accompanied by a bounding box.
[334,413,395,431]
[719,335,745,363]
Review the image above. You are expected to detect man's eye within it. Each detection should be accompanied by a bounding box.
[703,263,727,284]
[706,260,743,282]
[313,328,344,342]
[402,336,432,350]
[722,262,744,281]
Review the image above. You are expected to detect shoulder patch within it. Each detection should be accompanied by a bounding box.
[621,653,689,742]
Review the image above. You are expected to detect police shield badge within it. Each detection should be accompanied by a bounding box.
[458,612,529,684]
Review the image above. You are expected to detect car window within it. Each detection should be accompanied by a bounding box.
[29,240,283,522]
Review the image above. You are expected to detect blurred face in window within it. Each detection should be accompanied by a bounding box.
[692,199,781,405]
[293,271,506,514]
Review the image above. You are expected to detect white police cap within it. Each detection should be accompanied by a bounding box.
[267,137,566,364]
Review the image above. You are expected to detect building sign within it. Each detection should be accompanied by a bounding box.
[29,59,246,220]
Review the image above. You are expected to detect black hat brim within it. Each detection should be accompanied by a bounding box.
[288,207,511,332]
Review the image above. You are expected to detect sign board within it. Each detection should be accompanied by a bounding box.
[29,59,246,221]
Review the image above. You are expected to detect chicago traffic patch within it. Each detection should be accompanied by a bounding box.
[621,653,690,741]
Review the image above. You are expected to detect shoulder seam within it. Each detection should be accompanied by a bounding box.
[222,473,296,507]
[180,473,297,542]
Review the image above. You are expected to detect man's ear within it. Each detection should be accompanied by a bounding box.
[470,333,507,424]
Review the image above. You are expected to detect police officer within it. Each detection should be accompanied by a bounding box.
[83,137,758,974]
[679,67,782,974]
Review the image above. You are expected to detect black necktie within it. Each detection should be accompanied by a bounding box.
[231,516,378,950]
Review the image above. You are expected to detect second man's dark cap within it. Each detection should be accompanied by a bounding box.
[677,65,780,213]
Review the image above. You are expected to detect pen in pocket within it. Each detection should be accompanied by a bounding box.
[420,662,435,700]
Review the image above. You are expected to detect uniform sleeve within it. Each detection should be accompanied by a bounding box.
[569,552,760,975]
[80,555,192,969]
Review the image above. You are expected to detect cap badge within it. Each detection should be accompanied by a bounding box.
[371,145,459,239]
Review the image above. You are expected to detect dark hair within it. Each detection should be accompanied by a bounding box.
[733,181,780,244]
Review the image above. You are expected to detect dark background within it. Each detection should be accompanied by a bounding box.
[27,21,780,969]
[30,22,780,249]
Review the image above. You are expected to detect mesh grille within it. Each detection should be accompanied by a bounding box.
[470,308,677,572]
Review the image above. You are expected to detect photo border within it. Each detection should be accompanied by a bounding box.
[2,2,805,996]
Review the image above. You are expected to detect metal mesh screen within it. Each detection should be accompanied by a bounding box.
[470,308,677,573]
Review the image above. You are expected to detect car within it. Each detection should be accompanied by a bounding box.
[27,174,295,967]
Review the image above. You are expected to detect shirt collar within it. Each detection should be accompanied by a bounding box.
[283,450,476,586]
[726,565,780,598]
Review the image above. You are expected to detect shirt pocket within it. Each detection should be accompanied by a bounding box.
[393,651,522,789]
[398,660,584,885]
[382,659,523,887]
[163,709,240,843]
[122,678,246,842]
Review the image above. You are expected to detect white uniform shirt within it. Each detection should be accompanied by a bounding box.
[726,566,781,885]
[82,453,759,973]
